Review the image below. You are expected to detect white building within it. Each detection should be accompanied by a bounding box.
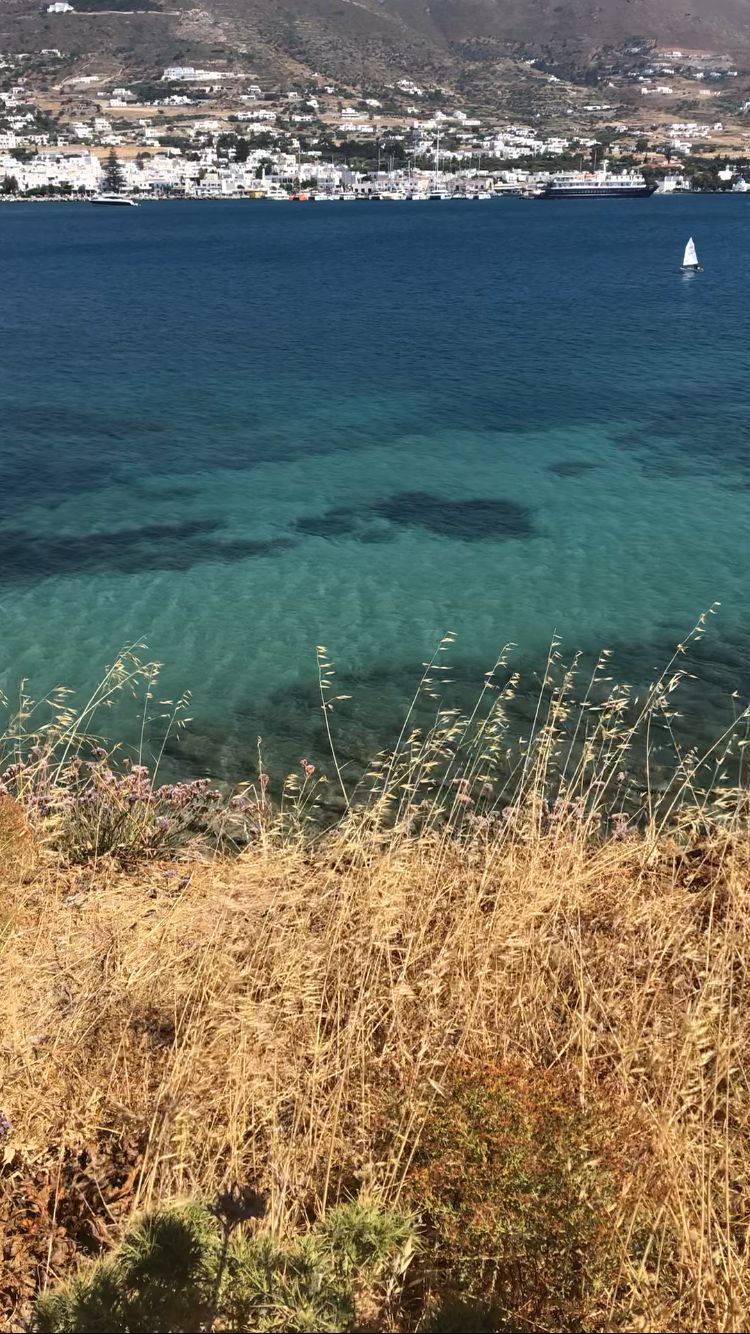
[1,149,100,193]
[47,2,74,12]
[162,66,230,82]
[163,66,196,81]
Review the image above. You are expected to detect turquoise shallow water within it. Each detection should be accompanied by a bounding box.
[1,196,750,778]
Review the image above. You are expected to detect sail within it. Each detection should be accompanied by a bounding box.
[683,237,699,268]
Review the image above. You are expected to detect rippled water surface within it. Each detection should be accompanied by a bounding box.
[1,196,749,777]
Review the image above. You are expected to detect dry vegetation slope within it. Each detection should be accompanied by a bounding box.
[184,0,750,63]
[2,785,750,1329]
[4,0,750,90]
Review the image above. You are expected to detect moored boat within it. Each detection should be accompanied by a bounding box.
[91,194,138,207]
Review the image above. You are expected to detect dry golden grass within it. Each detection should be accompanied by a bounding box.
[3,622,750,1330]
[2,808,750,1331]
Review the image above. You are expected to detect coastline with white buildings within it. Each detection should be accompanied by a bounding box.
[2,49,750,203]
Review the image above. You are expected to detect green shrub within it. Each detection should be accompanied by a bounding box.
[403,1060,621,1332]
[33,1198,416,1334]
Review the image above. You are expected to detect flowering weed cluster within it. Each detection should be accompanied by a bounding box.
[0,752,267,864]
[0,647,286,864]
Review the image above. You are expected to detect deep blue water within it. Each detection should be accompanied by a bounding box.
[1,196,749,780]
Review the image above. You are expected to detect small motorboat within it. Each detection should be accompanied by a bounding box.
[91,194,138,207]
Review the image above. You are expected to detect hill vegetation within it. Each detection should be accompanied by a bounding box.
[3,0,750,99]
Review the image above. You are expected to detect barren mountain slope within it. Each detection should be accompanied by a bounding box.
[2,0,750,92]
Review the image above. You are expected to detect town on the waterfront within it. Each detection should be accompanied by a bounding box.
[3,35,750,202]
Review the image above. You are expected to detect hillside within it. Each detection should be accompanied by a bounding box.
[2,656,750,1330]
[3,0,750,98]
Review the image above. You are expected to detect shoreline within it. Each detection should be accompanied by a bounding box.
[0,189,744,204]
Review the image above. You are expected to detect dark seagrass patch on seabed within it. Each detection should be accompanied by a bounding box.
[293,493,534,544]
[0,521,295,583]
[547,460,599,478]
[373,492,535,540]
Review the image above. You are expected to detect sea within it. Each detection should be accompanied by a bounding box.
[1,195,749,783]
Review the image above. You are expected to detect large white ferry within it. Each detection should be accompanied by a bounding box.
[538,163,656,200]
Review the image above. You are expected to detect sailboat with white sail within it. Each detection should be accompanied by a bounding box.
[682,237,701,271]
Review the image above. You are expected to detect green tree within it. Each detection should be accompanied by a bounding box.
[2,174,18,195]
[215,132,238,158]
[691,168,719,192]
[101,148,125,194]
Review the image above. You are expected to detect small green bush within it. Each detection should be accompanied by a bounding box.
[403,1060,621,1332]
[33,1198,416,1334]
